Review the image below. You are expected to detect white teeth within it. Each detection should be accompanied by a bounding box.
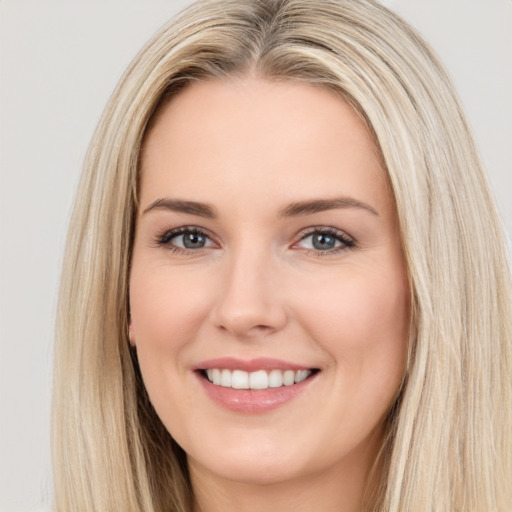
[231,370,249,389]
[221,369,232,387]
[283,370,295,386]
[295,369,311,383]
[212,369,221,385]
[249,370,268,390]
[204,368,314,389]
[268,369,283,388]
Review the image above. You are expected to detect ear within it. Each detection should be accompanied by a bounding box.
[128,322,136,346]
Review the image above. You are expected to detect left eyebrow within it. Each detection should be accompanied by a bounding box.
[278,197,379,218]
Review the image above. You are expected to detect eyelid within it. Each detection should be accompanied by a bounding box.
[292,226,356,253]
[155,225,219,252]
[153,224,356,256]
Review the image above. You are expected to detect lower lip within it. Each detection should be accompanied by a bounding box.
[196,372,318,413]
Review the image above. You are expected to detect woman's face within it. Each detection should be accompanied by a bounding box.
[130,77,409,487]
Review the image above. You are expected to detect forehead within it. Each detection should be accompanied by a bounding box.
[140,77,391,217]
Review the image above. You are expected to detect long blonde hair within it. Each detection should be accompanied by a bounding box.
[52,0,512,510]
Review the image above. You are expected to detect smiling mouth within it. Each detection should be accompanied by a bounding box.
[199,368,320,390]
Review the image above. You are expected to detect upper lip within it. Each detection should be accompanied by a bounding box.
[193,357,317,372]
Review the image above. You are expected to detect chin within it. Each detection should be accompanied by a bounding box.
[191,456,308,486]
[186,434,314,486]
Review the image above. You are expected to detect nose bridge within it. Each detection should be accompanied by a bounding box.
[212,241,287,338]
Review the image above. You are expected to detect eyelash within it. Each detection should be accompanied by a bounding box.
[297,227,356,256]
[155,226,216,254]
[154,226,356,256]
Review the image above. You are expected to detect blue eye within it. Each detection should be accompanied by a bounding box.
[310,232,337,250]
[156,226,354,255]
[158,228,215,251]
[297,228,355,253]
[178,231,207,249]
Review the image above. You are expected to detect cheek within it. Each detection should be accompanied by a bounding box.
[128,264,214,414]
[128,263,216,433]
[296,265,409,387]
[129,264,212,351]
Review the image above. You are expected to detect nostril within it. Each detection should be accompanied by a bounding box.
[210,276,288,338]
[215,317,281,339]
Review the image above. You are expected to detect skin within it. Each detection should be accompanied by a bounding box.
[129,76,410,512]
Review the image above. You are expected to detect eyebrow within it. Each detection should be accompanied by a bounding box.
[142,198,216,218]
[278,197,379,217]
[142,196,379,218]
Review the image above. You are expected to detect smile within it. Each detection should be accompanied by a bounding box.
[194,358,320,413]
[204,368,314,389]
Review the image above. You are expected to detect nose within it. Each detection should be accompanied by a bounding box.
[210,246,288,339]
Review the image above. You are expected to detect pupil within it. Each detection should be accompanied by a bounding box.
[183,232,205,249]
[313,233,335,250]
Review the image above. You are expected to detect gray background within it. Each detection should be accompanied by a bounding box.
[1,1,510,511]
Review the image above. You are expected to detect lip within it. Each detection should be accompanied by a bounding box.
[193,357,319,413]
[193,357,312,372]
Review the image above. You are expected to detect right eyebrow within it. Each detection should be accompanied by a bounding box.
[142,198,217,218]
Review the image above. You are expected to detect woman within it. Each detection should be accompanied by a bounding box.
[52,0,512,510]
